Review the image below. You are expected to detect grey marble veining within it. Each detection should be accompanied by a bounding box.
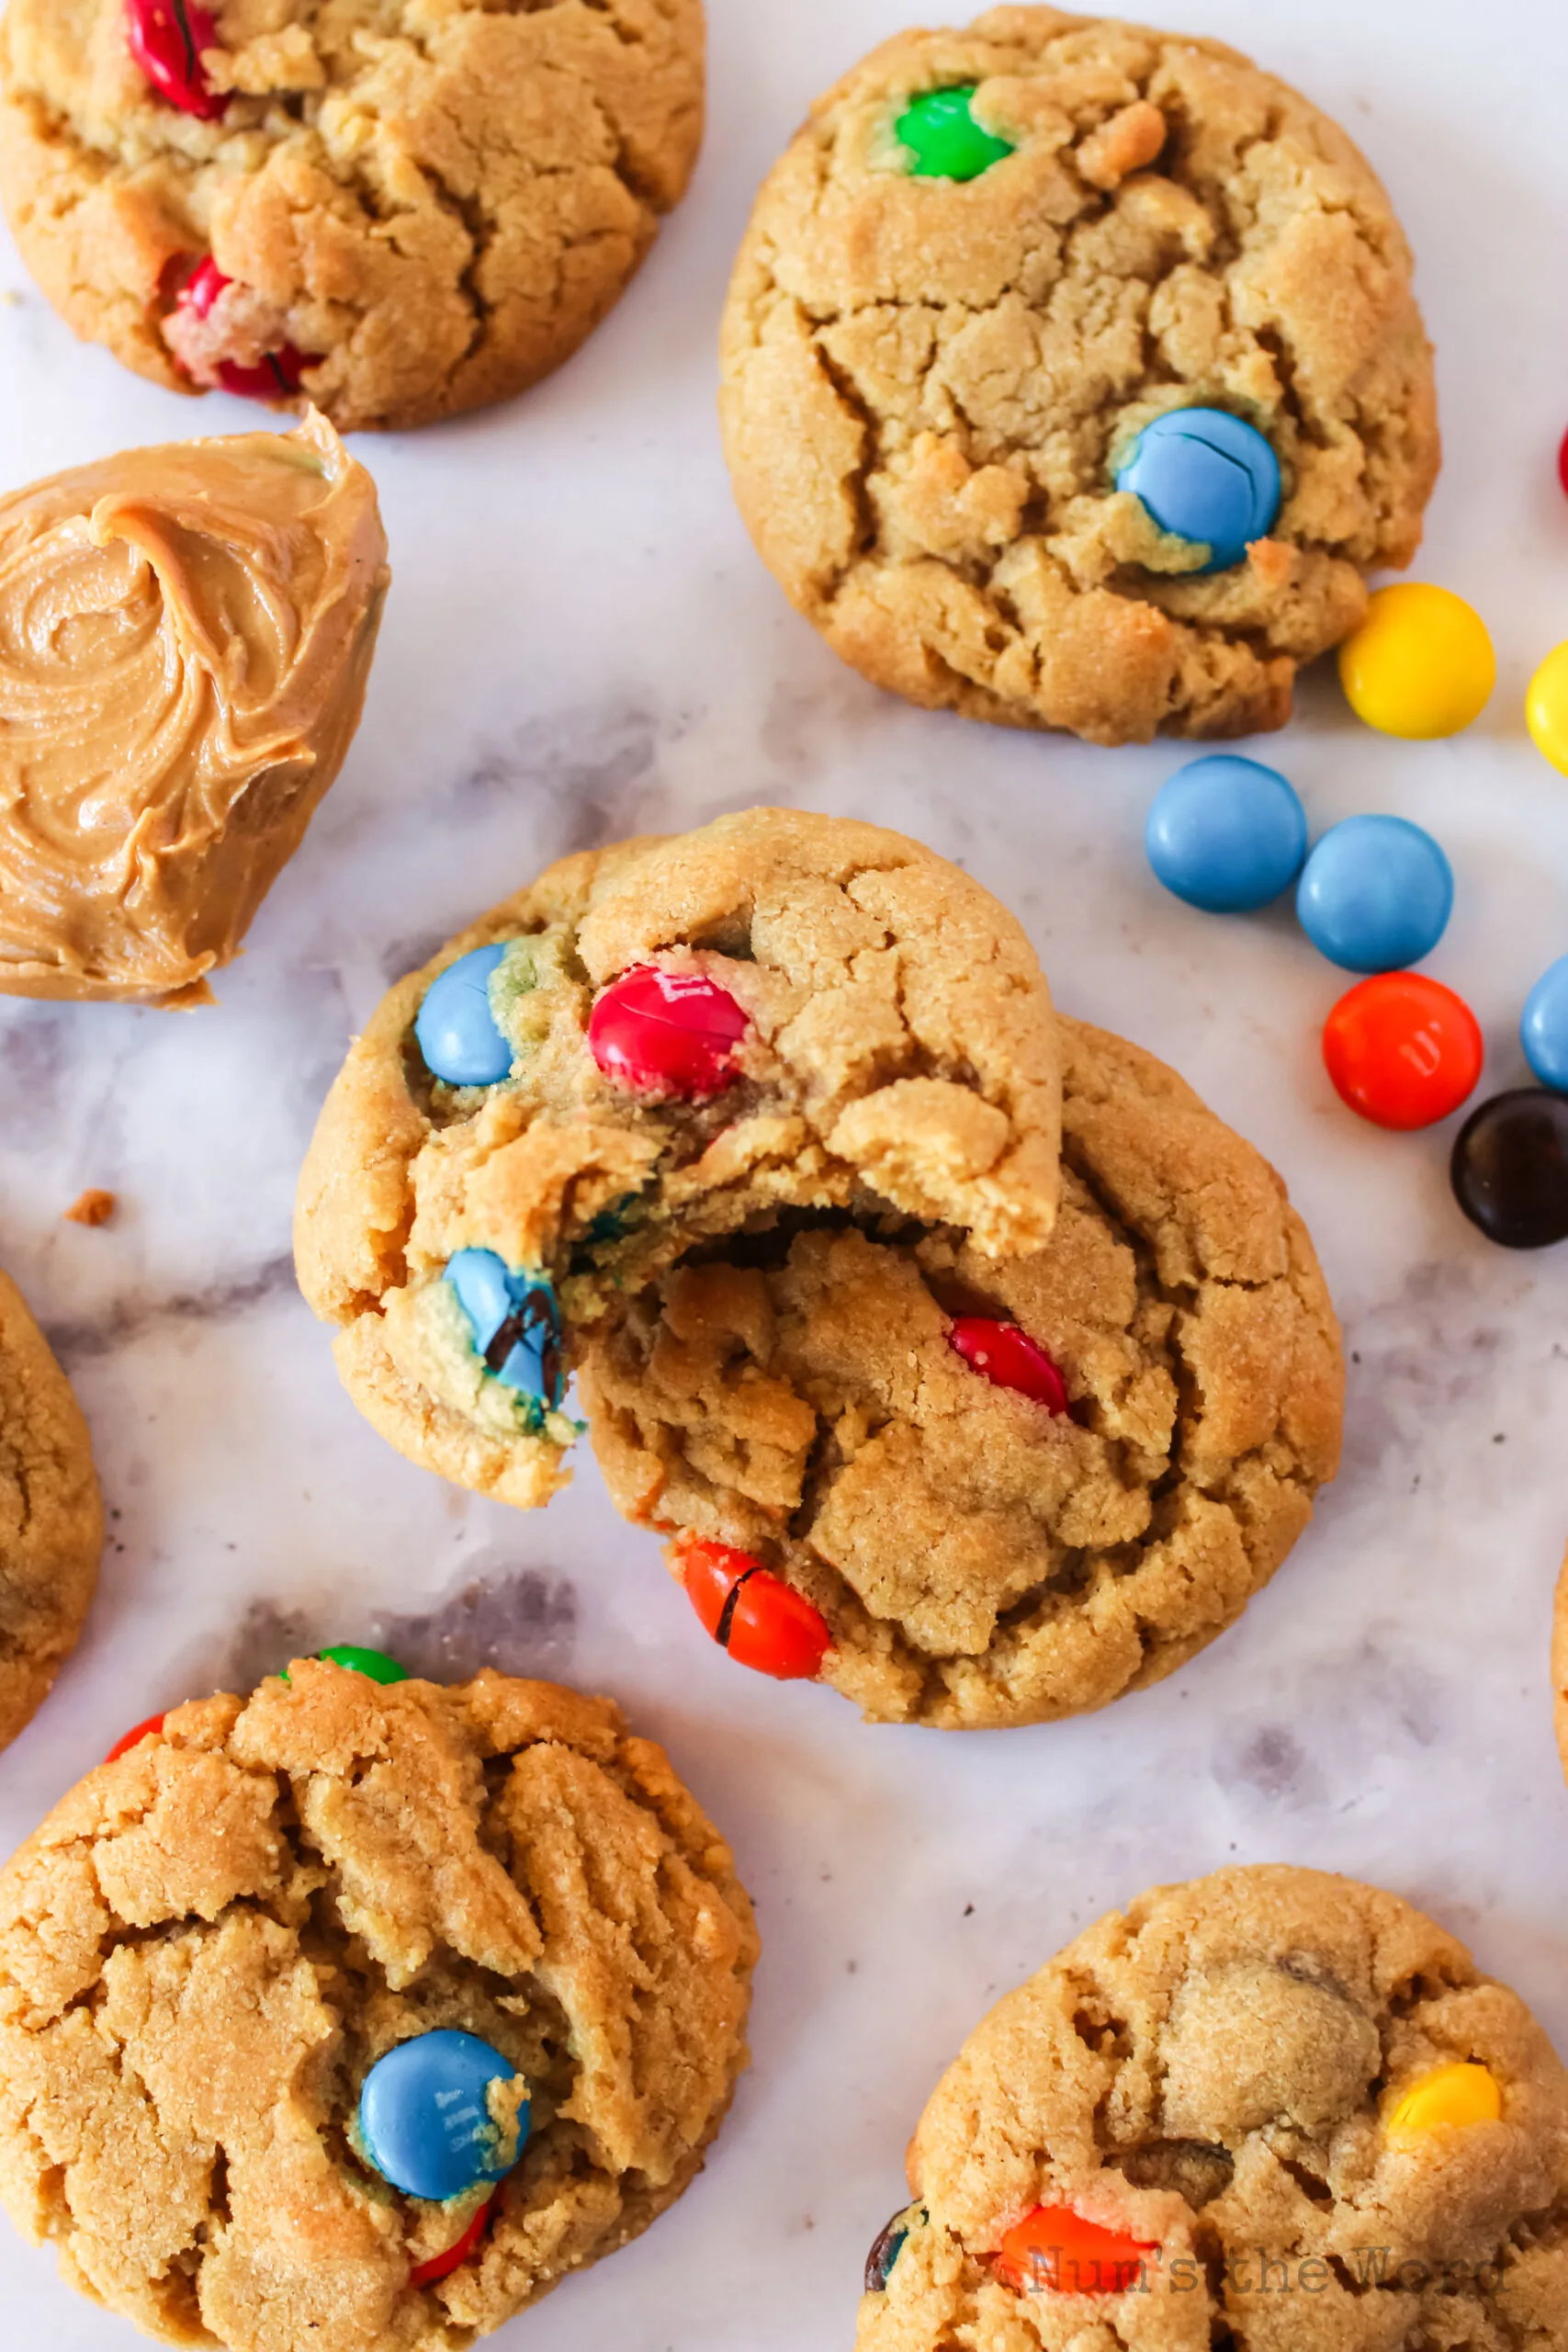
[3,1,1568,2346]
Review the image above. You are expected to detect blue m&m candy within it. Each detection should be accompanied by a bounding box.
[359,2030,528,2202]
[1115,409,1281,571]
[1145,756,1307,913]
[1295,814,1453,974]
[446,1249,563,1408]
[415,945,512,1087]
[1522,956,1568,1091]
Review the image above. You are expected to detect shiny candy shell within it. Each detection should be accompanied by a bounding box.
[993,2206,1157,2295]
[896,85,1015,180]
[1385,2063,1502,2151]
[358,2031,526,2203]
[1324,974,1483,1132]
[679,1541,832,1680]
[1145,755,1307,913]
[948,1317,1068,1412]
[865,2205,925,2294]
[1526,640,1568,777]
[1522,956,1568,1091]
[1295,815,1454,975]
[125,0,225,118]
[1114,408,1281,571]
[1451,1089,1568,1250]
[1337,583,1495,739]
[409,2195,495,2288]
[318,1645,409,1685]
[588,965,748,1098]
[415,944,513,1086]
[445,1249,564,1407]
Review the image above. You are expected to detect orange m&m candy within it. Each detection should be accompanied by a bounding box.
[103,1713,167,1764]
[994,2205,1157,2294]
[1323,974,1483,1131]
[678,1541,832,1680]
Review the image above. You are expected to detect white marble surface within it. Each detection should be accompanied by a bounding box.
[4,0,1568,2343]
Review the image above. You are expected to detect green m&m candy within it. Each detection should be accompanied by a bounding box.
[281,1645,411,1687]
[896,85,1014,181]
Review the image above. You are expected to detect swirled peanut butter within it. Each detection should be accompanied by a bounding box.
[0,409,389,1004]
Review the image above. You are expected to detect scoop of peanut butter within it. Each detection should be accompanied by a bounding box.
[0,409,389,1004]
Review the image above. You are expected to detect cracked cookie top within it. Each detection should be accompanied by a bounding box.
[581,1018,1343,1729]
[0,1265,102,1754]
[857,1866,1568,2349]
[0,1659,757,2352]
[295,808,1064,1513]
[719,6,1438,746]
[0,0,705,431]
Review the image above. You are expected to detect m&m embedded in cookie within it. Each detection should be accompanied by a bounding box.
[947,1317,1068,1412]
[415,945,513,1088]
[895,85,1014,179]
[588,966,749,1098]
[1114,409,1281,571]
[993,2205,1156,2294]
[358,2030,528,2203]
[445,1250,564,1408]
[678,1541,831,1680]
[1384,2062,1503,2151]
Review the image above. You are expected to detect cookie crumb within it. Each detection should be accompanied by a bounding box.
[63,1188,116,1227]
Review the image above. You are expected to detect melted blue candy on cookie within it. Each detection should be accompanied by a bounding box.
[415,945,512,1087]
[1115,409,1281,572]
[445,1249,563,1408]
[359,2030,528,2202]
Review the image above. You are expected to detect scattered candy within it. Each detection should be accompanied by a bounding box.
[1526,640,1568,777]
[1451,1089,1568,1250]
[993,2206,1156,2295]
[1323,974,1483,1131]
[1522,956,1568,1091]
[864,2205,925,2294]
[1114,409,1281,571]
[948,1318,1068,1412]
[409,2195,495,2288]
[678,1541,832,1680]
[175,259,310,399]
[319,1645,410,1685]
[1385,2063,1502,2151]
[445,1250,564,1408]
[896,85,1014,180]
[1296,814,1453,975]
[1337,583,1495,739]
[588,966,748,1099]
[125,0,225,119]
[103,1713,166,1765]
[1145,754,1307,914]
[359,2031,527,2204]
[415,945,513,1086]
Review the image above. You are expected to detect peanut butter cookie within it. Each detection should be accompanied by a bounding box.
[0,1657,757,2350]
[719,7,1438,746]
[296,809,1063,1511]
[581,1017,1343,1728]
[857,1866,1568,2349]
[0,0,705,432]
[0,1265,102,1752]
[0,411,388,1005]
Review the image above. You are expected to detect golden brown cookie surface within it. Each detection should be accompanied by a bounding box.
[295,808,1063,1511]
[0,1265,102,1753]
[720,6,1438,746]
[858,1866,1568,2349]
[0,0,705,432]
[0,1659,757,2350]
[0,412,388,1005]
[581,1017,1343,1728]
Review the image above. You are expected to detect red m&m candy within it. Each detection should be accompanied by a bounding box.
[588,967,747,1098]
[948,1317,1068,1411]
[125,0,225,119]
[103,1713,167,1765]
[174,260,311,399]
[994,2205,1157,2294]
[409,2195,495,2288]
[1323,974,1483,1131]
[678,1541,831,1680]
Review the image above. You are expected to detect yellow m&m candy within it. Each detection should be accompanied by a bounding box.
[1338,583,1496,739]
[1527,640,1568,776]
[1385,2062,1503,2151]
